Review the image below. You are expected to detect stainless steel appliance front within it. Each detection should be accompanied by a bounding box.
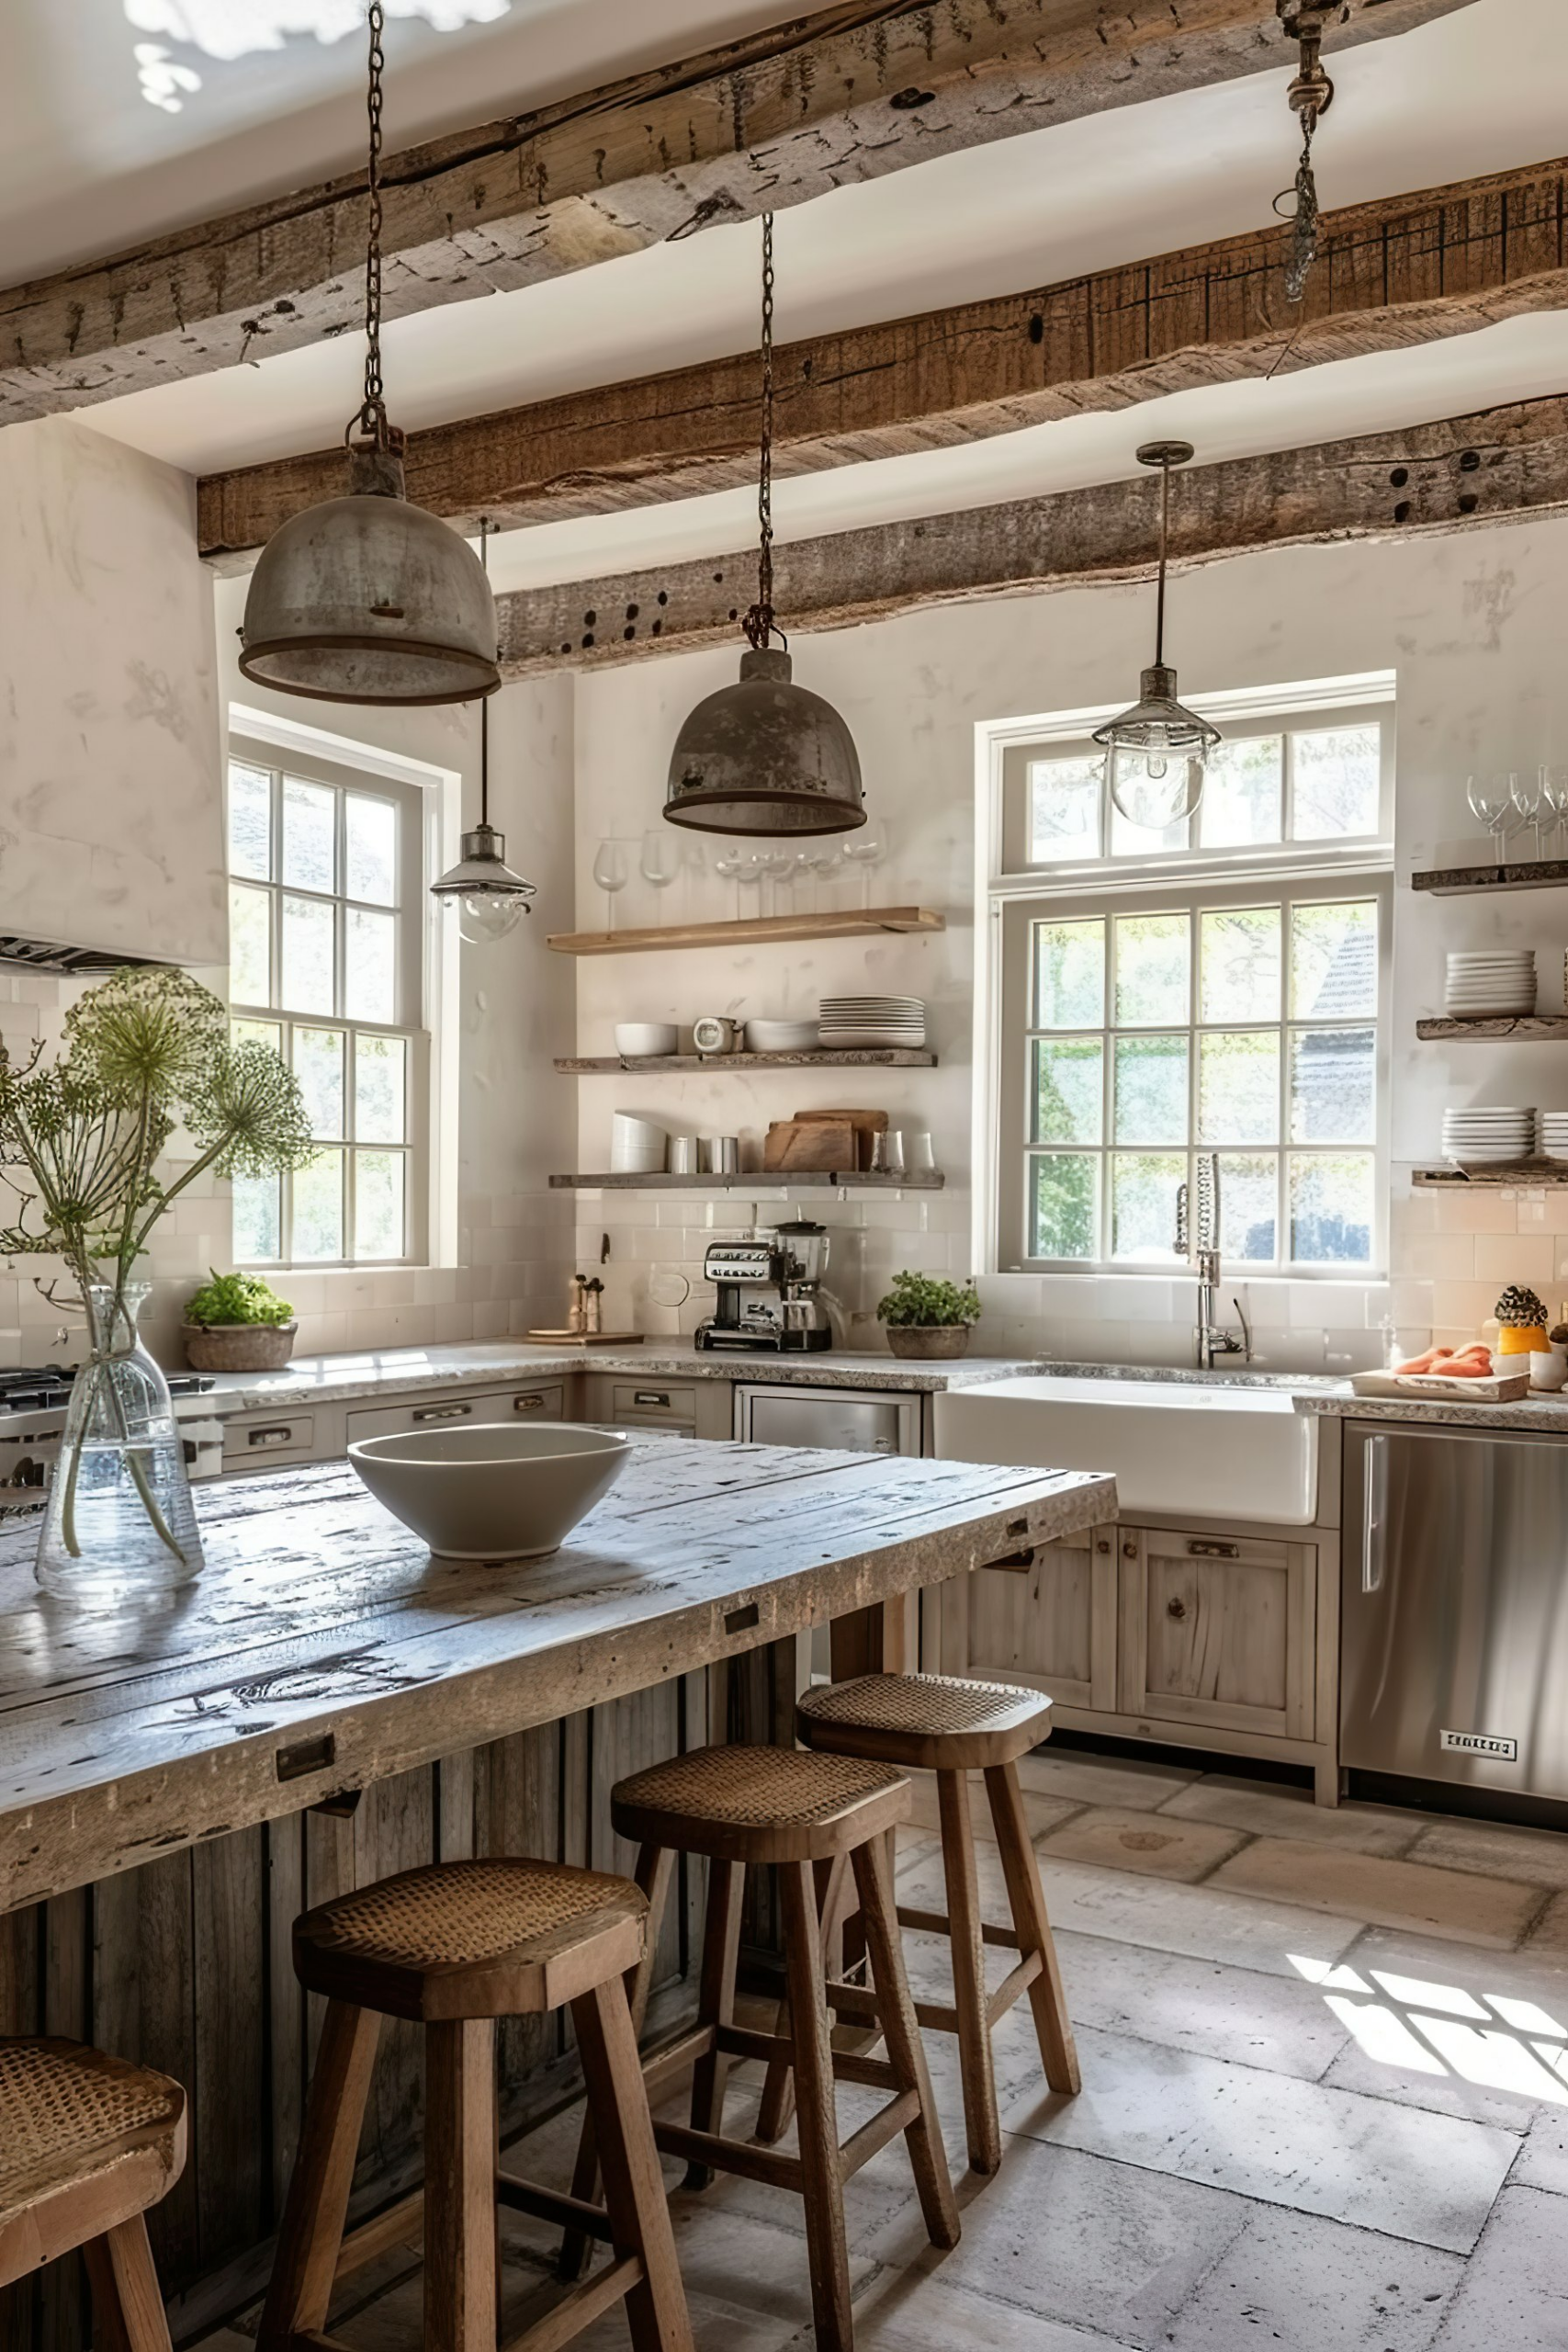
[1342,1419,1568,1800]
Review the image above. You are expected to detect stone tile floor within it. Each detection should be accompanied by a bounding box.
[212,1751,1568,2350]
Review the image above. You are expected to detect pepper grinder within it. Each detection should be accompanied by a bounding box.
[568,1273,588,1334]
[584,1277,604,1335]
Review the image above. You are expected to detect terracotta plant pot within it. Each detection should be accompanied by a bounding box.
[883,1324,972,1361]
[183,1320,298,1374]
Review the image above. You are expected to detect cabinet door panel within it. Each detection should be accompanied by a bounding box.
[1120,1527,1315,1739]
[960,1523,1117,1711]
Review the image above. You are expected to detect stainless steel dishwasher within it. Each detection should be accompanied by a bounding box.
[1342,1419,1568,1801]
[732,1383,921,1457]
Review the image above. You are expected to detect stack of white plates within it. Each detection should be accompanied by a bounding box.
[1540,1114,1568,1163]
[610,1112,667,1174]
[818,994,927,1049]
[1445,951,1537,1018]
[1442,1107,1537,1167]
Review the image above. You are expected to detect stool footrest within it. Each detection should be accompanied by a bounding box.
[987,1951,1043,2027]
[838,2090,920,2183]
[333,2188,423,2281]
[897,1903,1021,1952]
[653,2120,802,2194]
[501,2255,645,2352]
[496,2172,615,2245]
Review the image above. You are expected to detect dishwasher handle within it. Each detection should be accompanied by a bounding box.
[1362,1432,1389,1595]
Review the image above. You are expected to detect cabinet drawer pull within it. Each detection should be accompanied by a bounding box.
[513,1393,547,1411]
[248,1424,296,1447]
[1167,1597,1188,1620]
[1187,1539,1239,1558]
[1122,1541,1138,1559]
[633,1391,671,1408]
[413,1402,472,1423]
[1096,1539,1111,1555]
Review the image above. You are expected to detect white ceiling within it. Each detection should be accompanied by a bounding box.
[48,0,1568,597]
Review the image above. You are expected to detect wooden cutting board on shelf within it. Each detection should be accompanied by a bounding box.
[524,1329,646,1346]
[777,1107,888,1170]
[763,1117,858,1171]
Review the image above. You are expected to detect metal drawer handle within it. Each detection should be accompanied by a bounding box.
[1187,1539,1238,1559]
[633,1391,671,1408]
[1363,1432,1388,1595]
[1167,1598,1188,1620]
[513,1394,547,1411]
[247,1424,296,1446]
[413,1402,472,1423]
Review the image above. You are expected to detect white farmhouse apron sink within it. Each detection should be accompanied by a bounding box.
[936,1376,1319,1528]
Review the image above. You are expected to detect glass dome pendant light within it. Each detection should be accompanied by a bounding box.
[238,2,499,707]
[1093,440,1221,832]
[662,213,865,839]
[430,521,537,944]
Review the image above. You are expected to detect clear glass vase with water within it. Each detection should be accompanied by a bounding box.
[34,1283,204,1602]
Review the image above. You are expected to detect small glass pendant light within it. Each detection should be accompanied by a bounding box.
[239,2,498,707]
[1093,441,1220,832]
[431,522,536,943]
[663,215,865,839]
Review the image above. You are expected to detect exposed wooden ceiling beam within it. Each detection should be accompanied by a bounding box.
[489,394,1568,672]
[0,0,1473,427]
[198,152,1568,564]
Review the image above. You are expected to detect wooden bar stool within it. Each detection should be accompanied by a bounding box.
[792,1672,1080,2177]
[260,1857,694,2352]
[562,1745,958,2352]
[0,2037,186,2348]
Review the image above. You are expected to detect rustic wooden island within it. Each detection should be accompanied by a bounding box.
[0,1437,1112,2349]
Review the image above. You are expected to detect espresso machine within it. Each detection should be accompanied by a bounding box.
[694,1220,832,1352]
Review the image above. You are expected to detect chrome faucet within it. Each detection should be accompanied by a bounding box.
[1175,1156,1251,1370]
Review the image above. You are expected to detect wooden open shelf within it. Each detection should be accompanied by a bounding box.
[548,1170,944,1192]
[1416,1016,1568,1039]
[546,907,944,956]
[1414,1164,1568,1186]
[556,1048,937,1073]
[1411,860,1568,897]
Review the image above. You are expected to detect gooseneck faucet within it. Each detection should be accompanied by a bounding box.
[1175,1154,1251,1370]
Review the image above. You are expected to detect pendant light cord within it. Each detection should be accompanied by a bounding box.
[353,0,389,447]
[1153,457,1170,669]
[478,517,491,826]
[742,211,778,652]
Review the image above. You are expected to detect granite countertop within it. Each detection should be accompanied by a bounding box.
[0,1441,1112,1911]
[1292,1386,1568,1432]
[192,1340,1041,1415]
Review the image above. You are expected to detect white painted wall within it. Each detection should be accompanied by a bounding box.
[0,418,225,965]
[570,508,1568,1371]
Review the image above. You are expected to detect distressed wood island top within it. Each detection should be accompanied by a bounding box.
[0,1437,1112,1915]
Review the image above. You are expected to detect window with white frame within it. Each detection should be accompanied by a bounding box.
[990,683,1393,1278]
[226,739,428,1266]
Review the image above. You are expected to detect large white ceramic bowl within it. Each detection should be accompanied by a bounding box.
[615,1023,680,1057]
[348,1421,632,1561]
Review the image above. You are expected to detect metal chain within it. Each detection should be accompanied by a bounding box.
[742,211,777,652]
[1282,123,1321,304]
[353,0,389,446]
[1273,11,1333,307]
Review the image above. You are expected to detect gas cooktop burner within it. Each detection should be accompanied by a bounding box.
[0,1364,216,1412]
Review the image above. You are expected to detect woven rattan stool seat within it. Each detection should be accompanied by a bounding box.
[612,1743,910,1864]
[0,2041,184,2233]
[293,1859,648,2022]
[798,1670,1052,1771]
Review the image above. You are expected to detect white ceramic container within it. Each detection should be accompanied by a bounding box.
[348,1421,632,1560]
[615,1023,679,1057]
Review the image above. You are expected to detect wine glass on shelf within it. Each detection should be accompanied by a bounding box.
[1511,767,1544,864]
[1466,773,1516,869]
[794,842,843,912]
[592,838,629,931]
[1540,765,1568,859]
[639,828,681,922]
[760,846,796,917]
[840,815,890,908]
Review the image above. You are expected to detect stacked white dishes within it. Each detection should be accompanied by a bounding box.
[818,994,927,1048]
[1540,1114,1568,1163]
[610,1112,667,1173]
[1444,951,1537,1018]
[1441,1107,1537,1168]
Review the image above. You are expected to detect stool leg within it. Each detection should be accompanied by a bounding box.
[560,1842,674,2279]
[571,1973,694,2352]
[984,1760,1080,2096]
[938,1766,1001,2176]
[683,1855,744,2189]
[259,1998,381,2350]
[778,1860,853,2352]
[83,2217,173,2352]
[423,2018,497,2352]
[755,1851,846,2147]
[852,1830,960,2253]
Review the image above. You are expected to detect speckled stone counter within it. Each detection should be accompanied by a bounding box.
[1292,1385,1568,1434]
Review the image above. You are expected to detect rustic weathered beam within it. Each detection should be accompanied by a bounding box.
[197,151,1568,563]
[0,0,1472,427]
[490,394,1568,672]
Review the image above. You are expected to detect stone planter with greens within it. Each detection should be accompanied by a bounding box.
[184,1270,299,1374]
[876,1272,982,1361]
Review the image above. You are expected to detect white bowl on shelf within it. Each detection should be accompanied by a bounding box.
[615,1023,679,1058]
[349,1421,631,1560]
[745,1019,821,1054]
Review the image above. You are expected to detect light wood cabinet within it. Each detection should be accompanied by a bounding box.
[1117,1526,1316,1743]
[941,1521,1119,1713]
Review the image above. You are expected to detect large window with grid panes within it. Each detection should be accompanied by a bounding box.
[226,739,427,1267]
[991,683,1393,1277]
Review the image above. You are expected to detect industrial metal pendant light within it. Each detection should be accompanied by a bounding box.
[239,3,499,707]
[663,214,864,838]
[1274,2,1336,304]
[431,522,536,943]
[1093,441,1220,832]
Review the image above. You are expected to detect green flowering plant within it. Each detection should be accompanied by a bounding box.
[875,1271,982,1328]
[0,967,315,1561]
[185,1269,294,1329]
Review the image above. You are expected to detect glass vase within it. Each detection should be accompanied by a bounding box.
[34,1283,204,1602]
